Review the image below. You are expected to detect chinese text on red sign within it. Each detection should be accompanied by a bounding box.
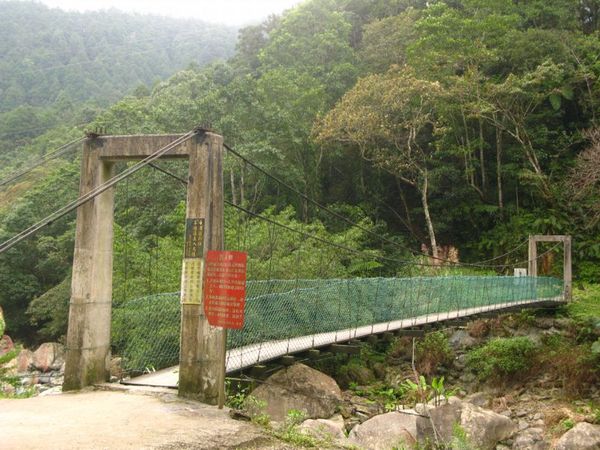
[204,250,247,329]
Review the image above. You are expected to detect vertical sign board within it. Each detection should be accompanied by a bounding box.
[204,250,247,328]
[181,219,204,305]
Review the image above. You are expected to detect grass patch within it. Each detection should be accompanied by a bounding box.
[568,284,600,322]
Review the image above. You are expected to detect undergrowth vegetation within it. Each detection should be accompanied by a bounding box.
[415,331,454,376]
[466,337,537,381]
[0,308,31,398]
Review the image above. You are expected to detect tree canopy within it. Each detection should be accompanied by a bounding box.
[1,0,599,341]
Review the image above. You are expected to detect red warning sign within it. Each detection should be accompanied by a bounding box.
[204,250,247,329]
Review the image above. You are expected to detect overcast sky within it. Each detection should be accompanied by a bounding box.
[34,0,304,25]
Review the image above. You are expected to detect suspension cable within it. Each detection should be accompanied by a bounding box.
[0,131,196,254]
[0,136,85,188]
[225,201,562,269]
[223,143,531,268]
[146,161,560,270]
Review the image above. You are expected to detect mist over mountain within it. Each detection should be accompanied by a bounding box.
[0,1,237,141]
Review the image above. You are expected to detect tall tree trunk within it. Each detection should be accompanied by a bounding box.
[240,164,246,207]
[420,175,438,260]
[303,181,309,223]
[230,169,237,205]
[479,119,486,192]
[495,122,504,209]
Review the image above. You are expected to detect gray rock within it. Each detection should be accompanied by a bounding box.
[460,373,477,384]
[32,343,65,373]
[348,411,420,450]
[110,357,124,380]
[250,363,342,422]
[0,334,14,356]
[38,386,62,397]
[454,354,467,370]
[460,402,517,450]
[465,392,492,408]
[449,330,477,350]
[348,398,517,450]
[299,414,346,441]
[554,422,600,450]
[15,349,33,373]
[513,427,547,450]
[424,399,463,443]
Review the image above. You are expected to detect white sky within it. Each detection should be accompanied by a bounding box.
[34,0,304,25]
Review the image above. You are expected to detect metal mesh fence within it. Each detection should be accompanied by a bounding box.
[111,275,563,373]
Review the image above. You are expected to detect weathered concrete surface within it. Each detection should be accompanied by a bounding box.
[64,140,115,391]
[0,388,271,450]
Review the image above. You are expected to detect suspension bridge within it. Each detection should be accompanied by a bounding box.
[0,128,571,403]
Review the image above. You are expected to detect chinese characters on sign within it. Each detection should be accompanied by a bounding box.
[204,250,247,329]
[184,218,204,258]
[181,218,205,305]
[181,259,202,305]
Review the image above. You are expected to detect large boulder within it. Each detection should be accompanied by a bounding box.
[413,397,514,449]
[299,414,346,442]
[459,401,516,450]
[15,349,34,373]
[250,363,343,422]
[33,343,65,372]
[554,422,600,450]
[0,334,14,356]
[513,427,548,450]
[348,411,422,450]
[422,398,463,442]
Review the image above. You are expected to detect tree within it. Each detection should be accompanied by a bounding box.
[568,127,600,228]
[359,9,420,73]
[476,61,569,198]
[316,67,445,258]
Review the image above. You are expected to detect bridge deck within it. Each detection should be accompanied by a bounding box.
[123,296,563,388]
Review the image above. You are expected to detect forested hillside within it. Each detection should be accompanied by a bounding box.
[1,0,599,341]
[0,1,236,168]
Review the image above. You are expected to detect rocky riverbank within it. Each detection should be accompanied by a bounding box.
[232,309,600,449]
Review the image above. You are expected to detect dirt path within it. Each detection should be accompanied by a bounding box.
[0,386,274,449]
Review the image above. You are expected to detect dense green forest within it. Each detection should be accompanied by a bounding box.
[0,1,237,169]
[1,0,599,342]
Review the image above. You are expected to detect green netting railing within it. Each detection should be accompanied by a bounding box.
[111,275,563,373]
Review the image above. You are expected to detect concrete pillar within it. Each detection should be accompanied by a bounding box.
[64,139,115,390]
[178,132,225,403]
[528,235,537,277]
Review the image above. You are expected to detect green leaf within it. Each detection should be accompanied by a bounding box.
[549,93,562,110]
[561,86,574,100]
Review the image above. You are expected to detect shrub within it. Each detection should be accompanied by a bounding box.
[337,358,375,387]
[540,334,600,397]
[416,331,454,376]
[466,337,537,381]
[26,277,70,342]
[0,307,21,397]
[387,336,413,360]
[568,284,600,322]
